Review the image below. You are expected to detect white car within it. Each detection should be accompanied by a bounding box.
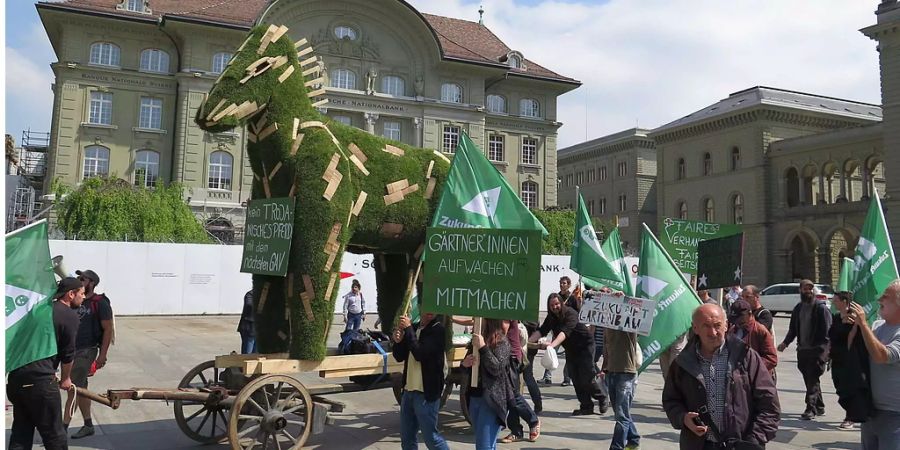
[758,283,834,315]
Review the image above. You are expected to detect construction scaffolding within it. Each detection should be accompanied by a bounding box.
[5,129,50,232]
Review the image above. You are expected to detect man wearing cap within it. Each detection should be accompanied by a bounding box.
[7,277,83,450]
[64,269,113,439]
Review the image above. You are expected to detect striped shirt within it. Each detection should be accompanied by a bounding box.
[696,342,729,441]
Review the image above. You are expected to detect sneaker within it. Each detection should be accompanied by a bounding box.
[71,425,95,439]
[561,379,572,387]
[800,409,815,420]
[839,420,856,430]
[498,433,522,443]
[625,444,641,450]
[542,377,553,385]
[572,408,594,416]
[598,401,609,415]
[816,407,826,416]
[528,419,541,442]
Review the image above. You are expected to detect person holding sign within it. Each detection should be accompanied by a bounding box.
[528,293,596,416]
[599,294,642,450]
[461,319,516,450]
[392,307,449,450]
[663,304,780,450]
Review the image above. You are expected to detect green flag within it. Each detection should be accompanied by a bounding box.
[849,192,898,323]
[635,223,702,373]
[836,257,854,293]
[571,193,626,292]
[602,227,635,296]
[430,132,548,235]
[6,221,58,373]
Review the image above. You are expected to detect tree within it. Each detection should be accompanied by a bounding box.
[53,177,210,243]
[531,208,613,255]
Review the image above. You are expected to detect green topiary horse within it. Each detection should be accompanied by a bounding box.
[196,24,450,360]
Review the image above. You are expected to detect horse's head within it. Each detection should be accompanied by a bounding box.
[196,24,324,133]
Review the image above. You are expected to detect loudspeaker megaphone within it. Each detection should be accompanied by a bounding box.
[51,255,70,280]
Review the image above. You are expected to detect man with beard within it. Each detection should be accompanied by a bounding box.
[528,293,596,416]
[778,279,832,420]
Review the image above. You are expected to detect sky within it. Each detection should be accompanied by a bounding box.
[4,0,884,149]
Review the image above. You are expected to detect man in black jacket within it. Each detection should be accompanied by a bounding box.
[392,309,449,450]
[777,279,832,420]
[8,277,83,450]
[528,293,596,415]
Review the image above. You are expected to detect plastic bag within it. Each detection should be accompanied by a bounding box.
[541,345,559,370]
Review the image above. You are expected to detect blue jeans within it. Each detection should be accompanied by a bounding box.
[345,312,363,331]
[468,395,502,450]
[240,331,257,354]
[862,409,900,450]
[400,391,449,450]
[607,372,640,450]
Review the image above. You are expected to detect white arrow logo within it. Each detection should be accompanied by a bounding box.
[461,187,501,218]
[637,275,669,298]
[580,225,606,257]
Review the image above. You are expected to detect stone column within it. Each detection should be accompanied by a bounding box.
[861,165,870,199]
[364,113,379,135]
[413,117,423,147]
[817,248,830,284]
[818,173,826,204]
[839,169,847,202]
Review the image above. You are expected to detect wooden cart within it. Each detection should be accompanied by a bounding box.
[81,346,469,449]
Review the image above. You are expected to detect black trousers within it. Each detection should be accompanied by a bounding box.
[797,348,827,412]
[7,376,68,450]
[567,345,596,412]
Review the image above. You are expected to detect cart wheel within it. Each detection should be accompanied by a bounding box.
[391,373,403,406]
[229,374,313,450]
[174,360,232,444]
[440,379,453,408]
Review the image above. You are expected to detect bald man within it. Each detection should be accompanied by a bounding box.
[662,304,780,450]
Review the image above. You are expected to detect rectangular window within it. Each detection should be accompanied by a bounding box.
[600,166,607,181]
[587,168,596,183]
[599,198,607,215]
[575,171,584,185]
[587,200,594,215]
[618,194,627,212]
[521,137,537,165]
[565,174,573,187]
[488,135,504,162]
[521,182,538,208]
[442,125,460,153]
[89,92,112,125]
[139,97,162,129]
[618,162,627,177]
[383,121,401,141]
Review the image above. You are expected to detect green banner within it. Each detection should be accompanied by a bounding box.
[659,217,742,274]
[602,227,636,296]
[422,227,542,321]
[636,223,703,373]
[241,197,296,276]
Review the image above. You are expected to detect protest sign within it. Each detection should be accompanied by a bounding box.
[659,217,742,274]
[240,197,295,276]
[422,227,542,321]
[696,233,744,290]
[579,293,656,336]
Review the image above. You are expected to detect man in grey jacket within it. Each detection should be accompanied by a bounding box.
[663,303,780,450]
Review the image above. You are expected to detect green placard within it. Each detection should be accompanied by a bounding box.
[241,197,296,276]
[659,217,742,274]
[422,227,542,321]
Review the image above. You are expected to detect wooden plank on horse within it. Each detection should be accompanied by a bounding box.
[424,177,437,199]
[351,191,368,217]
[383,144,405,157]
[386,179,409,194]
[277,64,295,83]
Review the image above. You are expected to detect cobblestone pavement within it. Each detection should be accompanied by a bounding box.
[6,315,862,449]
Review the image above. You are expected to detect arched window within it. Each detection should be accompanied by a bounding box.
[731,193,744,224]
[731,147,740,171]
[441,83,463,103]
[334,26,357,40]
[212,52,232,74]
[140,49,169,73]
[134,150,160,188]
[703,152,712,176]
[677,158,686,180]
[785,167,800,207]
[704,198,715,222]
[331,69,357,90]
[508,54,521,68]
[520,98,540,118]
[521,181,538,208]
[678,201,688,219]
[486,94,506,114]
[89,42,120,66]
[380,76,405,96]
[83,145,110,179]
[208,151,233,190]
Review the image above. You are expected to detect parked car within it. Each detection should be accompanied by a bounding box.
[759,283,834,315]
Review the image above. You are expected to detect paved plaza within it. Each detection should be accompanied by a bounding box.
[6,314,862,449]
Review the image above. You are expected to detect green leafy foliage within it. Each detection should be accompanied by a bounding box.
[531,208,613,255]
[53,177,210,243]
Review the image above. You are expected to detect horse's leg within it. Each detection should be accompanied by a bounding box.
[374,253,418,333]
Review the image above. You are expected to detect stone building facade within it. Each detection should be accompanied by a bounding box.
[37,0,579,241]
[557,128,656,252]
